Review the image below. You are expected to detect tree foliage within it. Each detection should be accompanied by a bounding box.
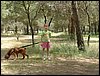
[1,1,99,49]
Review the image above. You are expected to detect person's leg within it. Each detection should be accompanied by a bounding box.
[47,48,49,57]
[47,48,51,60]
[42,48,45,56]
[47,42,51,60]
[42,48,46,60]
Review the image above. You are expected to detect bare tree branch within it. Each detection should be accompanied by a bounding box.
[41,8,47,24]
[22,1,28,14]
[31,5,41,22]
[27,1,31,12]
[48,17,53,27]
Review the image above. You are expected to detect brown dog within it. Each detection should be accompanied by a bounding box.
[5,47,29,60]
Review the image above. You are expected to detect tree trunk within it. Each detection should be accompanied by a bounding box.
[22,1,36,46]
[26,23,29,35]
[98,23,99,33]
[68,20,70,35]
[70,16,75,40]
[64,27,67,32]
[37,28,39,34]
[15,26,17,34]
[94,25,97,35]
[72,1,85,51]
[61,27,63,32]
[84,2,91,46]
[15,26,19,40]
[87,12,91,46]
[27,12,34,46]
[24,27,26,34]
[83,26,86,35]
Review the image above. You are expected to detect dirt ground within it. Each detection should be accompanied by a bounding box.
[1,35,99,75]
[1,57,99,75]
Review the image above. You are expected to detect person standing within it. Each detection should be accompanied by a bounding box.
[39,24,51,60]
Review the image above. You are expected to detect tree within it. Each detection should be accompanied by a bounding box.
[40,2,54,27]
[83,1,91,46]
[22,1,41,46]
[69,15,76,40]
[71,1,85,51]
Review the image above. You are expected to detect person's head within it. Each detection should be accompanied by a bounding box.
[44,24,48,30]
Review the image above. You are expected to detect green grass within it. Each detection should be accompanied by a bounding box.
[2,42,98,60]
[26,45,42,58]
[50,43,99,59]
[24,40,99,59]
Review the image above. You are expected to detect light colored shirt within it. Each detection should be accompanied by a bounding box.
[39,30,51,42]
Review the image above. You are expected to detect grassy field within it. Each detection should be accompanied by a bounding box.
[1,33,99,75]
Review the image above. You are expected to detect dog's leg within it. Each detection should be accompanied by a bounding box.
[22,54,25,59]
[16,53,18,59]
[25,54,29,59]
[12,53,17,60]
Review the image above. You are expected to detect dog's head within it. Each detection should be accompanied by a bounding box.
[5,48,14,59]
[5,54,10,59]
